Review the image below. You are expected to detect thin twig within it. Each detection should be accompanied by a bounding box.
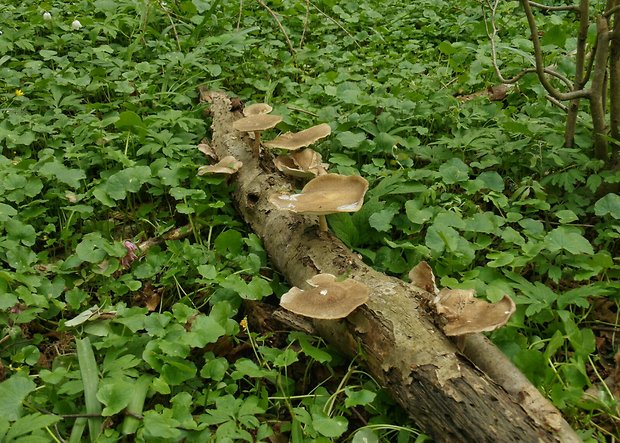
[309,0,362,49]
[605,4,620,16]
[529,1,580,12]
[236,0,243,30]
[286,104,318,117]
[299,0,311,49]
[255,0,296,55]
[137,223,195,253]
[520,0,590,100]
[483,0,575,91]
[159,1,181,51]
[546,94,569,111]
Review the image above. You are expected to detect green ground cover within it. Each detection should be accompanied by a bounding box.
[0,0,619,441]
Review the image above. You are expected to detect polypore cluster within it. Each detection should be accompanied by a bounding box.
[228,102,372,319]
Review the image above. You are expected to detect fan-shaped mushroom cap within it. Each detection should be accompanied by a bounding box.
[280,273,369,319]
[263,123,331,151]
[273,149,328,178]
[198,155,242,175]
[269,174,368,215]
[232,114,282,132]
[408,261,439,295]
[434,289,516,336]
[243,103,273,116]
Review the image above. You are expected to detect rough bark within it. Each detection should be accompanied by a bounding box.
[610,2,620,158]
[201,90,581,442]
[591,17,611,161]
[565,0,590,148]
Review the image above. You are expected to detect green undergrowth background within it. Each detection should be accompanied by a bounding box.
[0,0,619,441]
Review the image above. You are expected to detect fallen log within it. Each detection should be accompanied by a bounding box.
[200,90,581,442]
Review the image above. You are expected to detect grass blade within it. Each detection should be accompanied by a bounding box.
[121,375,152,435]
[76,337,102,442]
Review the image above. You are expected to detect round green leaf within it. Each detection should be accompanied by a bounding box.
[594,193,620,219]
[312,414,348,438]
[97,379,134,416]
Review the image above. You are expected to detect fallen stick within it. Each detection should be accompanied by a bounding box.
[200,89,581,442]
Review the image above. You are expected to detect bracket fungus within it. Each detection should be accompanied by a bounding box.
[269,173,369,231]
[408,261,439,295]
[232,114,283,156]
[280,273,370,319]
[273,148,328,179]
[434,289,516,336]
[242,102,273,116]
[263,123,331,151]
[198,155,242,175]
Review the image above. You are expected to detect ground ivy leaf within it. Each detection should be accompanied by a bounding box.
[438,158,470,184]
[5,412,61,440]
[328,213,359,247]
[197,264,217,279]
[273,348,298,367]
[38,160,86,188]
[405,200,433,225]
[352,428,379,443]
[486,251,515,267]
[183,315,225,347]
[292,333,332,363]
[425,225,460,254]
[368,207,398,232]
[161,357,196,385]
[104,166,152,200]
[477,171,504,192]
[200,356,229,381]
[312,413,348,438]
[594,193,620,219]
[554,209,579,224]
[336,131,366,148]
[76,233,107,263]
[0,203,17,221]
[544,227,593,255]
[97,379,134,416]
[5,219,36,246]
[142,410,183,440]
[0,374,36,421]
[344,387,376,408]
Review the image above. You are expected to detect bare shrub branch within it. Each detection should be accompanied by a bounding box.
[256,0,296,55]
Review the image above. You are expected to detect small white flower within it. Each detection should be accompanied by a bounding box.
[71,19,82,30]
[43,12,52,21]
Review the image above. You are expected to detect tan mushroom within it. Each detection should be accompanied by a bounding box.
[243,103,273,116]
[273,148,328,179]
[197,139,217,161]
[408,261,439,295]
[280,273,369,319]
[232,114,283,156]
[263,123,331,151]
[197,155,242,175]
[269,173,368,231]
[434,288,516,336]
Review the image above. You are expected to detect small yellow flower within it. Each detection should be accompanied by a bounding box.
[239,317,248,332]
[15,89,24,97]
